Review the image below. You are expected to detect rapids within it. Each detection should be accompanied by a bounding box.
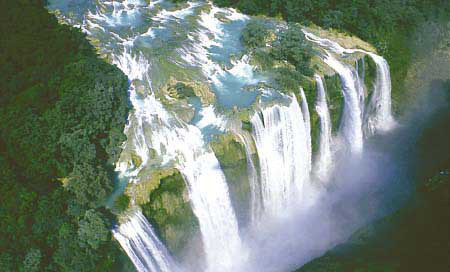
[49,1,396,271]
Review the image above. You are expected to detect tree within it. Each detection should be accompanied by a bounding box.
[114,194,131,213]
[20,248,41,272]
[67,163,113,208]
[241,19,270,49]
[271,24,314,76]
[78,209,110,250]
[0,1,131,270]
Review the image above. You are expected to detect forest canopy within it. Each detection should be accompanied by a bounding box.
[0,1,132,271]
[213,0,449,112]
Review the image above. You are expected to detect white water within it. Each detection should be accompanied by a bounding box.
[303,30,395,137]
[123,52,245,272]
[238,133,262,226]
[113,211,181,272]
[299,88,312,173]
[81,1,247,270]
[314,75,333,181]
[364,53,395,135]
[322,52,364,154]
[196,105,227,131]
[251,95,310,218]
[180,6,226,83]
[53,1,399,270]
[182,151,246,271]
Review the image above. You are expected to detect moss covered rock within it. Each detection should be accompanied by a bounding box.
[129,168,178,205]
[140,170,200,257]
[210,133,251,226]
[159,78,216,123]
[323,74,344,134]
[163,78,215,105]
[130,152,143,169]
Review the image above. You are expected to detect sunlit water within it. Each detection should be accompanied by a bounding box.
[50,1,396,272]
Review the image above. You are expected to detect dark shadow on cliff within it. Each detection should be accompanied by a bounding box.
[294,79,450,272]
[234,75,449,272]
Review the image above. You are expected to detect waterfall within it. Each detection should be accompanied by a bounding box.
[53,0,399,270]
[238,133,262,226]
[127,71,245,272]
[322,52,364,154]
[251,95,310,218]
[107,14,244,272]
[303,30,394,137]
[299,88,312,173]
[364,53,395,135]
[314,75,333,181]
[113,211,181,272]
[178,145,246,271]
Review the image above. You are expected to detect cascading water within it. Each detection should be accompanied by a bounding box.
[364,53,395,135]
[68,1,247,271]
[314,75,333,181]
[126,80,245,271]
[322,52,364,154]
[238,133,262,226]
[251,95,310,218]
[303,30,394,137]
[299,88,312,173]
[120,47,245,272]
[174,136,246,271]
[51,0,400,270]
[113,211,181,272]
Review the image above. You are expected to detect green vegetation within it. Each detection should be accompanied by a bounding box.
[241,19,271,49]
[0,1,132,271]
[211,134,252,225]
[296,82,450,271]
[167,82,196,100]
[214,0,449,114]
[141,171,199,257]
[114,194,131,213]
[242,21,314,93]
[323,74,344,133]
[271,25,314,77]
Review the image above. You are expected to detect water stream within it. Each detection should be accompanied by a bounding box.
[50,2,396,271]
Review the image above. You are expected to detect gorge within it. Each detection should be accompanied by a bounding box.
[49,0,415,271]
[2,0,446,271]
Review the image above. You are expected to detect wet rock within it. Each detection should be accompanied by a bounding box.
[210,133,251,227]
[139,169,200,258]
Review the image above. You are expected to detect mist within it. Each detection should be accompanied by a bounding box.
[214,78,449,272]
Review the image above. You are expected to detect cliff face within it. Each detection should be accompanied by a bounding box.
[140,169,200,258]
[125,19,387,255]
[294,81,450,272]
[210,133,253,226]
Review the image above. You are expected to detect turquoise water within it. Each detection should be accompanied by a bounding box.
[49,0,272,208]
[105,174,130,209]
[209,18,262,108]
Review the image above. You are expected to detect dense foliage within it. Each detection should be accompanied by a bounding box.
[241,21,314,91]
[214,0,449,113]
[0,1,132,271]
[141,171,199,256]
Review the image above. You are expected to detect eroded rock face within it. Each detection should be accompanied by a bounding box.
[159,78,216,123]
[210,133,252,226]
[138,169,201,258]
[164,79,216,105]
